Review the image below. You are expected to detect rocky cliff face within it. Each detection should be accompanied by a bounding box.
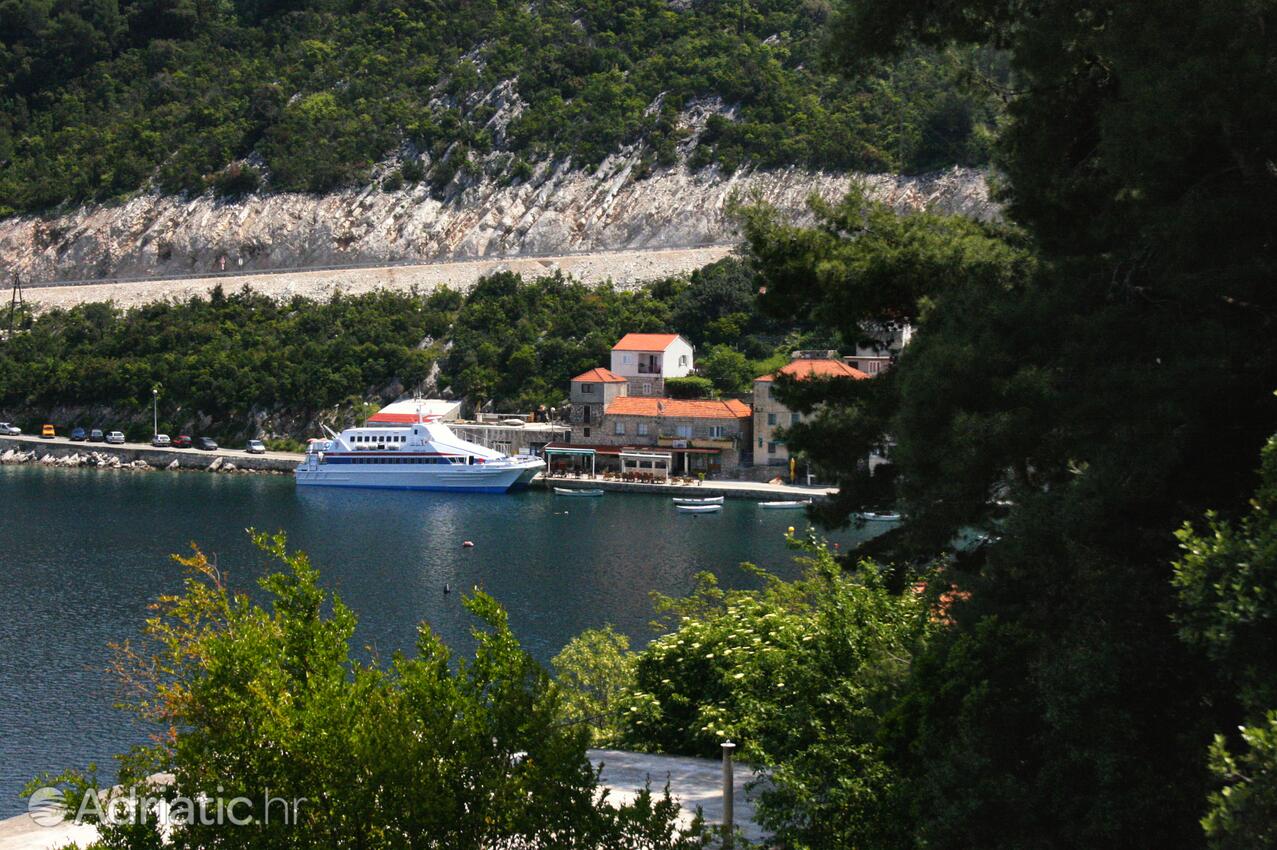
[0,158,992,285]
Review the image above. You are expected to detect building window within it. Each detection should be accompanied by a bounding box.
[767,413,777,426]
[641,382,652,395]
[622,354,633,364]
[709,425,726,438]
[582,406,592,424]
[676,425,693,438]
[768,442,777,454]
[679,354,688,366]
[637,422,649,436]
[758,437,764,448]
[790,412,802,425]
[581,383,595,394]
[583,427,591,438]
[614,421,625,435]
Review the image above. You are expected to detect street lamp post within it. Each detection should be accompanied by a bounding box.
[152,387,159,437]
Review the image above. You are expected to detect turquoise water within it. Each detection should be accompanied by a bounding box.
[0,465,866,814]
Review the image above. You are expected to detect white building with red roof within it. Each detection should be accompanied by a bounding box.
[754,352,869,466]
[609,333,695,397]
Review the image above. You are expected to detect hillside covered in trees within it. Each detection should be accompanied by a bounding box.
[0,258,817,442]
[0,0,1002,215]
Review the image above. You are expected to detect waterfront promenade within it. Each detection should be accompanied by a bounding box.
[1,434,837,499]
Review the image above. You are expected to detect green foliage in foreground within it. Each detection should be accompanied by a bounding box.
[0,0,1003,214]
[556,539,933,849]
[709,0,1277,843]
[31,532,709,850]
[1175,433,1277,847]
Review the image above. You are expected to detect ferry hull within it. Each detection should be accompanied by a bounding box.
[294,460,542,493]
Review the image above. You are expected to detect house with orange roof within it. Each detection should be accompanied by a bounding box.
[754,350,869,466]
[568,367,629,437]
[609,333,695,397]
[586,395,753,475]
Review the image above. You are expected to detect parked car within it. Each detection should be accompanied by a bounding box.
[0,422,20,436]
[105,431,125,444]
[151,434,171,447]
[172,435,193,449]
[245,439,266,454]
[195,437,219,451]
[41,424,55,438]
[70,427,87,441]
[88,429,104,442]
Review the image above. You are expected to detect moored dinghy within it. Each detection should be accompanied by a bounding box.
[858,511,902,522]
[758,500,812,510]
[672,496,724,505]
[676,503,723,514]
[554,487,604,497]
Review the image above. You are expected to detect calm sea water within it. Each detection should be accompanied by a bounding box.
[0,466,867,814]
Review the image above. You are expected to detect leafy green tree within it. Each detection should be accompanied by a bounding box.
[554,538,931,848]
[734,0,1277,845]
[1175,433,1277,848]
[552,626,636,747]
[696,345,754,395]
[664,376,715,399]
[41,532,708,849]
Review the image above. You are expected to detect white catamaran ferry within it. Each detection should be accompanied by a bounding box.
[295,416,544,493]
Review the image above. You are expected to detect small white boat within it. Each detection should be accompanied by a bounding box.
[672,496,725,505]
[676,503,723,514]
[859,511,903,522]
[758,500,811,510]
[554,487,604,497]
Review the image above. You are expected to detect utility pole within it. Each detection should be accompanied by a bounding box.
[6,272,23,338]
[152,385,160,438]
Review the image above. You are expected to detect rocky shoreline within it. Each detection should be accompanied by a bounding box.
[0,447,290,474]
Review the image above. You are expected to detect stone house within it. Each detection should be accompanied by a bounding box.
[608,333,695,397]
[568,367,629,441]
[753,354,869,466]
[597,396,753,475]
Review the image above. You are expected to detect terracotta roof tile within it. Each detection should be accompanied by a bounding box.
[612,333,683,351]
[604,397,752,419]
[570,367,627,383]
[756,359,869,382]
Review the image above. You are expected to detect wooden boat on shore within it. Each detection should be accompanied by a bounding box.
[676,503,723,514]
[554,487,604,497]
[758,499,812,510]
[672,496,725,505]
[859,511,902,522]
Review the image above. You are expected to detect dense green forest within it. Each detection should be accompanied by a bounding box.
[0,0,1002,214]
[0,257,807,441]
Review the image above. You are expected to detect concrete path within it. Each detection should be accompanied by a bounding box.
[590,748,769,843]
[0,750,768,848]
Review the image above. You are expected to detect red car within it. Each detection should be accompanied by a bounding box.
[171,434,193,448]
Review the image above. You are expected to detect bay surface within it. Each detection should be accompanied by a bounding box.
[0,466,866,814]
